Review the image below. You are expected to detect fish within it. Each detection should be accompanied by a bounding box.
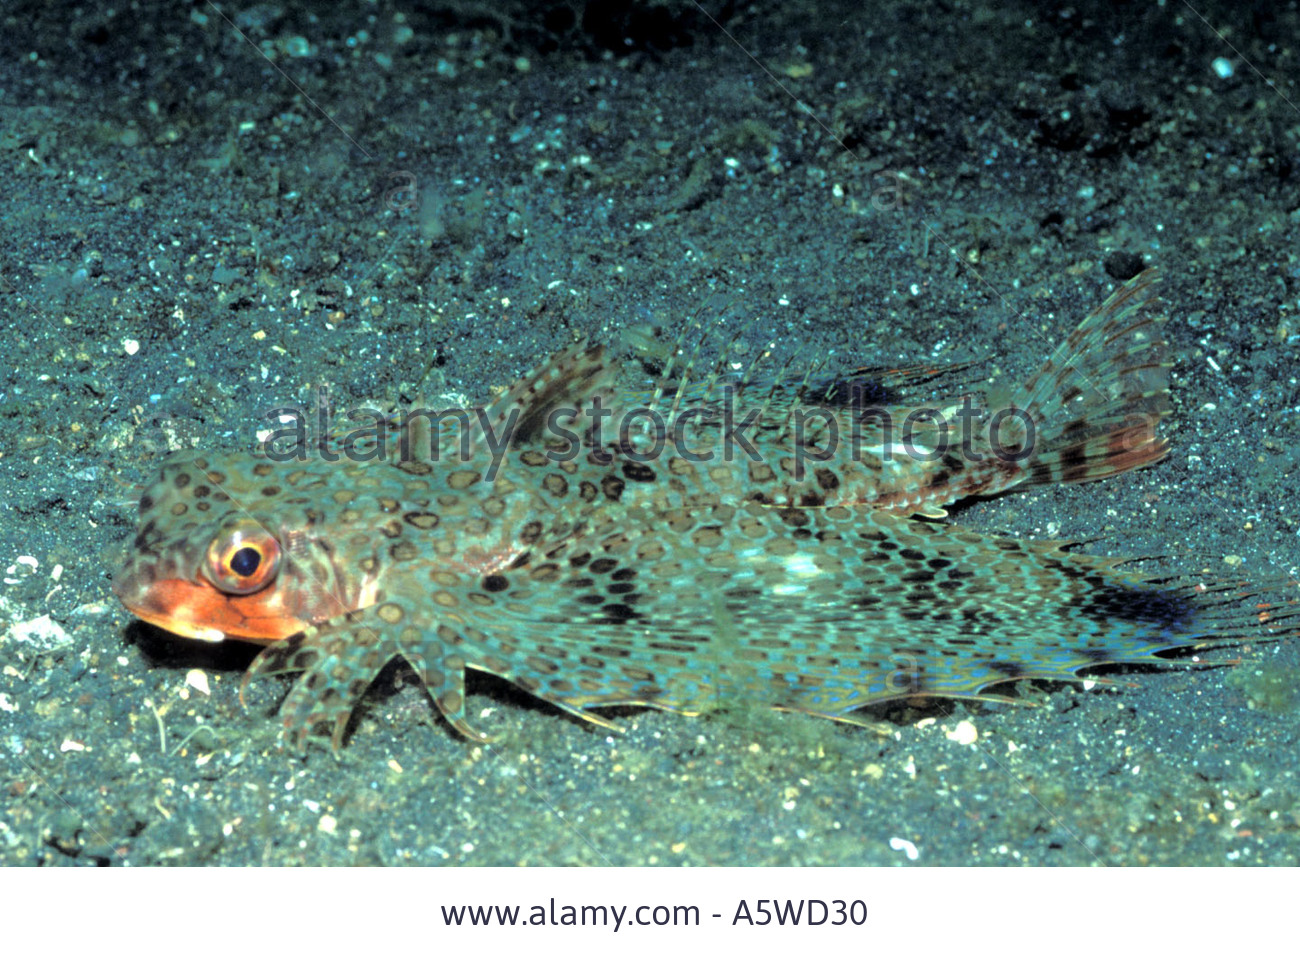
[112,269,1296,749]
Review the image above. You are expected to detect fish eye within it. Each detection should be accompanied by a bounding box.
[204,520,281,595]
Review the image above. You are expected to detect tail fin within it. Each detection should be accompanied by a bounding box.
[1010,268,1171,486]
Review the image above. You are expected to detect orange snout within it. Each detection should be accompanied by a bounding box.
[115,576,307,644]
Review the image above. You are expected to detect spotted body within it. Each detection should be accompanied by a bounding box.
[113,271,1294,748]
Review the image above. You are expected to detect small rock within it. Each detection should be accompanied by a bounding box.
[7,614,71,651]
[1104,250,1145,281]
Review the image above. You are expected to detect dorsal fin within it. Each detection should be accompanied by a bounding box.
[481,341,617,447]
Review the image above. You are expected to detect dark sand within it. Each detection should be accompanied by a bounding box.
[1,0,1297,865]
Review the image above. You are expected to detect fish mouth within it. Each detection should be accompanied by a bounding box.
[112,574,230,643]
[125,605,229,643]
[112,568,301,645]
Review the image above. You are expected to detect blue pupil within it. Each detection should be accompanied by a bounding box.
[230,546,261,577]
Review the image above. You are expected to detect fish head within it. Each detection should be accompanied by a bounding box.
[112,451,371,644]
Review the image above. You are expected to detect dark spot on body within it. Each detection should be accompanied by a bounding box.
[777,508,810,527]
[601,475,625,501]
[622,461,656,482]
[530,561,561,582]
[599,603,638,623]
[390,540,418,561]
